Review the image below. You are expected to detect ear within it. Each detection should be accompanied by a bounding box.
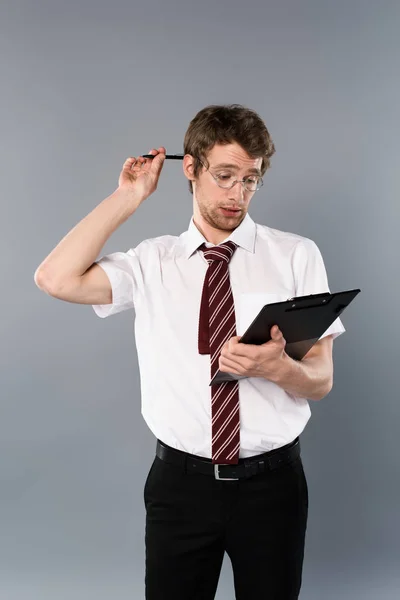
[183,154,196,182]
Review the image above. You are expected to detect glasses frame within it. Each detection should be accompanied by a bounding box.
[198,160,264,193]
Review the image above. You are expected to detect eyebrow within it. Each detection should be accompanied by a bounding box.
[212,163,261,176]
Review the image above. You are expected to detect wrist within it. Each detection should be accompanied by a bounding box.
[268,352,294,385]
[110,187,143,216]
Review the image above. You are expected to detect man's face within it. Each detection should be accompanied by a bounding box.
[186,142,263,235]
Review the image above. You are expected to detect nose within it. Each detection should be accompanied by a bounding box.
[228,179,245,203]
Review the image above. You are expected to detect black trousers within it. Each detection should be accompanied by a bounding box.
[144,440,308,600]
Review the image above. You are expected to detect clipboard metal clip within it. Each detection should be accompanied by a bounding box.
[287,293,330,303]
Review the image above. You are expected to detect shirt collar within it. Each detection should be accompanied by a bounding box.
[181,212,256,259]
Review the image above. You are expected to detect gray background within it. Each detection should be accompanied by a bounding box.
[1,0,399,598]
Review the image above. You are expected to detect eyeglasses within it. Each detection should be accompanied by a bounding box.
[199,160,263,192]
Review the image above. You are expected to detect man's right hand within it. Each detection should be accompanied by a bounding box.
[118,147,166,205]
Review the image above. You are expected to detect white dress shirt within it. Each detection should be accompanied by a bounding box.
[92,213,345,458]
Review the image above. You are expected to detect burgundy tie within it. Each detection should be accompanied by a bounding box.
[198,240,240,465]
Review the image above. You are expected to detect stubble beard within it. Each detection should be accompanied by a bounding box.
[198,199,246,233]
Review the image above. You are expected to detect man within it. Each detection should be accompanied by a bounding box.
[34,104,345,599]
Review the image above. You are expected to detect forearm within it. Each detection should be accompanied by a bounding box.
[35,188,139,286]
[269,353,333,401]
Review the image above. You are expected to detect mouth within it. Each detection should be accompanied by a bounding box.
[220,207,241,216]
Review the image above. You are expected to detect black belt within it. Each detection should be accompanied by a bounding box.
[156,437,300,480]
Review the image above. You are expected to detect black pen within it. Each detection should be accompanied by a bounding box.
[141,154,184,160]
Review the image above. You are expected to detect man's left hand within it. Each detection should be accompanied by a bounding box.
[219,325,288,381]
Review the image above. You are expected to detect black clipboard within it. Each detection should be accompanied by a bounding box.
[209,288,361,385]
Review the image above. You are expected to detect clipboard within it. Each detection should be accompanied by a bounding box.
[209,288,361,385]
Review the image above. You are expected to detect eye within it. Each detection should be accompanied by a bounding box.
[217,173,233,180]
[245,176,258,184]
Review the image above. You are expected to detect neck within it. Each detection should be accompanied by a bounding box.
[192,216,233,245]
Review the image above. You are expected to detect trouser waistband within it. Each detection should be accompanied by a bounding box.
[156,437,300,480]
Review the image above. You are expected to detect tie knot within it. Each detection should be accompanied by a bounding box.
[199,240,238,264]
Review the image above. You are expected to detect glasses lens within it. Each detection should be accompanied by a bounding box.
[244,177,262,192]
[213,173,263,191]
[216,175,236,189]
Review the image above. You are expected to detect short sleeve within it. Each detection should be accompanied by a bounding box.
[92,248,143,318]
[292,238,346,341]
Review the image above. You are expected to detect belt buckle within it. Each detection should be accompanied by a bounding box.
[214,464,239,480]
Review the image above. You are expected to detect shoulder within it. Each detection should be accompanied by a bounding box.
[132,232,183,260]
[254,222,320,256]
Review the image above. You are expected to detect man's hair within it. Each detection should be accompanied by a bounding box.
[183,104,276,194]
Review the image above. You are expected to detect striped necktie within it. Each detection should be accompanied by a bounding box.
[198,240,240,465]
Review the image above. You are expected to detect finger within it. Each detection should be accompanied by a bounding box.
[140,149,157,167]
[123,157,143,173]
[273,326,286,346]
[219,355,241,373]
[142,147,165,159]
[149,149,166,173]
[130,155,145,168]
[123,157,137,169]
[227,341,255,358]
[227,336,240,353]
